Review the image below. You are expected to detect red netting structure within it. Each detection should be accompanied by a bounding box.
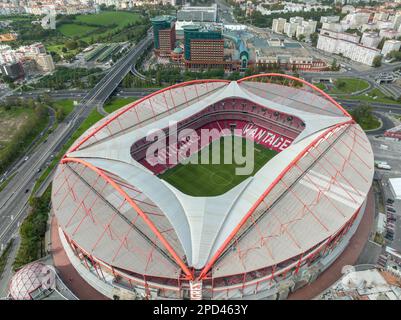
[9,262,54,300]
[51,74,374,300]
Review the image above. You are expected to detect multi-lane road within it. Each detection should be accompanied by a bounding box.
[0,30,154,282]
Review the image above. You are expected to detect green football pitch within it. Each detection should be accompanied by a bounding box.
[159,136,277,197]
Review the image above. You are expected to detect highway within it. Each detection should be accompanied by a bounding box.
[0,30,154,287]
[10,88,157,101]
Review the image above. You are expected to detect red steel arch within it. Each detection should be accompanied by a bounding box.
[197,119,355,280]
[237,73,351,117]
[60,157,194,280]
[68,79,230,154]
[60,74,358,284]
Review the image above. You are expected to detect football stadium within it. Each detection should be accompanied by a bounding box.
[51,74,374,300]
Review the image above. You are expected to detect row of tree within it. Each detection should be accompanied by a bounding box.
[31,67,102,90]
[13,188,51,270]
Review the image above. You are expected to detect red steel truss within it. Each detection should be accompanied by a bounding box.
[237,73,351,117]
[53,75,373,297]
[68,79,230,154]
[197,119,355,280]
[60,157,194,280]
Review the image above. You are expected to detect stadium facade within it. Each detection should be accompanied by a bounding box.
[51,74,374,300]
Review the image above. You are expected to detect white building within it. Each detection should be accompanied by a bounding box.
[284,22,299,38]
[322,22,344,32]
[382,40,401,57]
[296,20,317,39]
[320,16,340,24]
[392,14,401,30]
[341,5,356,14]
[317,29,381,66]
[361,22,378,32]
[380,28,401,39]
[361,32,381,48]
[341,12,370,29]
[374,12,390,22]
[177,4,218,22]
[376,20,395,30]
[272,18,286,34]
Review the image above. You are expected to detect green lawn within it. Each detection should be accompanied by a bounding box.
[54,99,75,115]
[58,23,97,37]
[314,83,326,91]
[346,88,399,105]
[75,11,141,27]
[104,97,138,113]
[354,115,381,131]
[56,11,142,43]
[328,78,370,95]
[159,136,277,197]
[0,107,46,161]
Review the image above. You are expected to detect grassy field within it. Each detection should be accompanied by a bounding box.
[58,24,97,37]
[352,113,381,131]
[58,11,142,41]
[325,78,370,95]
[104,97,138,113]
[54,99,75,115]
[0,107,36,160]
[346,88,399,105]
[75,11,141,27]
[160,136,277,197]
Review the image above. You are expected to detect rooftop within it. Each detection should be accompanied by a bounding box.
[53,77,373,280]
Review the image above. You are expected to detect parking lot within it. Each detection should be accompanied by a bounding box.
[369,135,401,176]
[368,135,401,253]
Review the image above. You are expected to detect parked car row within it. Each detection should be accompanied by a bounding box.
[385,198,397,242]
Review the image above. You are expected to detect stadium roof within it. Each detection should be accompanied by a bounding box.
[53,75,374,280]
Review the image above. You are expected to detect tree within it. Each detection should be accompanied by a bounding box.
[311,32,319,47]
[331,58,339,71]
[65,40,78,50]
[372,56,382,68]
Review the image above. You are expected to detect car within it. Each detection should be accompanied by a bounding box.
[24,156,28,161]
[387,207,396,213]
[385,234,394,241]
[24,189,29,194]
[387,199,395,204]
